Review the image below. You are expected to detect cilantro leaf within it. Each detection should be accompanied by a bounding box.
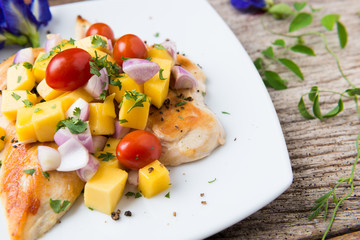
[73,107,81,118]
[109,78,122,91]
[123,90,150,113]
[11,92,21,100]
[91,35,107,48]
[23,169,35,176]
[97,152,115,162]
[49,198,71,214]
[57,118,88,134]
[154,44,166,50]
[100,90,107,100]
[23,62,33,70]
[159,68,167,80]
[22,99,33,107]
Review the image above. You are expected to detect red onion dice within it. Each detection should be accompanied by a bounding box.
[113,120,130,139]
[14,47,34,64]
[127,170,139,186]
[93,135,108,152]
[65,98,89,121]
[122,58,160,84]
[84,68,108,100]
[37,146,61,171]
[161,40,177,61]
[44,34,62,53]
[76,154,100,182]
[57,138,89,171]
[171,65,198,89]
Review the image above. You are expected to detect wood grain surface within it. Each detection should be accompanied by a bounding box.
[48,0,360,239]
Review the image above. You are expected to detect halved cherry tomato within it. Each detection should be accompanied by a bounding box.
[85,22,115,43]
[116,130,162,170]
[45,48,92,91]
[113,34,147,66]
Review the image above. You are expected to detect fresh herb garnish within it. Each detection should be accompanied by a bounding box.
[23,169,35,176]
[23,62,33,70]
[109,78,122,91]
[208,178,217,183]
[88,207,94,211]
[154,43,166,50]
[99,90,107,100]
[11,92,21,100]
[165,192,170,198]
[68,38,76,45]
[97,152,115,162]
[0,136,5,141]
[34,108,41,113]
[73,107,81,118]
[154,32,160,37]
[175,101,187,107]
[57,118,88,134]
[17,76,22,83]
[135,192,142,198]
[42,172,50,180]
[91,35,107,48]
[89,51,121,78]
[49,198,71,213]
[221,111,230,115]
[119,119,128,124]
[122,89,149,113]
[159,68,167,80]
[146,57,153,61]
[125,192,135,197]
[22,99,33,107]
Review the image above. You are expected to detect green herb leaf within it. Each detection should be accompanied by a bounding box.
[268,3,294,19]
[125,192,135,197]
[57,118,88,134]
[322,97,344,118]
[42,172,50,180]
[23,169,35,176]
[278,58,304,80]
[110,78,122,91]
[49,198,71,214]
[17,76,22,83]
[146,57,153,61]
[88,207,94,211]
[289,12,313,32]
[22,99,33,107]
[23,62,33,70]
[98,152,115,162]
[73,107,81,118]
[298,97,315,119]
[272,39,286,47]
[0,136,5,141]
[337,21,348,48]
[222,111,230,115]
[123,90,149,113]
[11,92,21,100]
[208,178,217,183]
[263,71,287,90]
[345,88,360,96]
[89,51,121,78]
[290,44,316,56]
[312,94,323,120]
[119,119,128,124]
[308,86,319,102]
[165,192,170,198]
[135,192,142,198]
[154,32,160,37]
[91,35,107,48]
[99,90,107,100]
[321,14,340,31]
[154,43,166,50]
[261,46,275,58]
[68,38,76,45]
[36,52,51,62]
[159,68,167,80]
[34,108,41,113]
[253,58,264,71]
[293,2,307,11]
[175,101,187,107]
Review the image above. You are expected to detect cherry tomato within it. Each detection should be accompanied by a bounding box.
[116,130,162,170]
[113,34,147,66]
[46,48,92,91]
[85,22,115,43]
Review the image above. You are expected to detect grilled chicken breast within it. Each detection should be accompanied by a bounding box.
[0,51,85,240]
[147,54,225,166]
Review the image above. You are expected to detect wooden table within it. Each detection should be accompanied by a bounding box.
[48,0,360,239]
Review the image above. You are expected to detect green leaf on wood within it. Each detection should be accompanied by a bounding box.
[261,46,274,58]
[323,97,344,118]
[263,71,287,90]
[278,58,304,80]
[308,86,319,102]
[289,12,313,32]
[321,14,340,31]
[337,21,348,48]
[253,58,264,71]
[290,44,316,56]
[293,2,307,11]
[298,97,315,119]
[345,88,360,96]
[272,39,286,47]
[268,3,294,19]
[312,94,323,120]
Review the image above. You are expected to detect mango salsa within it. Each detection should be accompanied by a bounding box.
[144,57,172,108]
[37,79,66,101]
[95,151,120,169]
[16,106,37,142]
[138,160,170,198]
[1,90,37,121]
[31,100,65,142]
[56,87,93,112]
[75,35,111,54]
[147,46,174,65]
[109,74,144,104]
[6,63,35,91]
[88,103,115,135]
[118,90,150,130]
[84,166,128,215]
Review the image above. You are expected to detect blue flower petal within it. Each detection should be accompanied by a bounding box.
[0,5,5,28]
[231,0,266,10]
[29,0,52,26]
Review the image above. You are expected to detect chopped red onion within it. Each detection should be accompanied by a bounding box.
[93,135,108,152]
[44,34,62,53]
[84,68,108,100]
[37,146,61,172]
[76,154,99,182]
[122,58,160,84]
[161,40,177,61]
[14,47,34,64]
[171,65,198,89]
[113,120,130,139]
[65,98,89,121]
[57,138,89,171]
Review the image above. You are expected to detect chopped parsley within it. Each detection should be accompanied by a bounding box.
[221,111,230,115]
[109,78,122,91]
[91,35,107,48]
[23,169,35,176]
[154,43,166,50]
[145,57,153,61]
[89,51,120,78]
[165,192,170,198]
[26,90,31,95]
[17,76,22,83]
[36,52,52,62]
[0,136,5,141]
[34,108,41,113]
[208,178,217,183]
[119,119,128,124]
[125,192,135,197]
[23,62,33,70]
[154,32,160,37]
[49,198,71,213]
[123,89,150,113]
[178,115,183,120]
[57,118,88,134]
[11,92,21,100]
[22,99,33,107]
[98,152,115,162]
[68,38,76,45]
[159,68,167,80]
[175,101,187,107]
[99,90,107,100]
[73,107,81,118]
[42,172,50,180]
[135,192,142,198]
[88,207,94,211]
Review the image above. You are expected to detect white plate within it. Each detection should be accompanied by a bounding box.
[0,0,293,239]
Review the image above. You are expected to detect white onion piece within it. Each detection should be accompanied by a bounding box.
[84,68,108,99]
[37,146,61,171]
[45,34,62,53]
[93,135,108,152]
[76,154,99,182]
[171,65,198,89]
[160,40,177,61]
[113,120,130,139]
[57,138,89,171]
[122,59,160,84]
[14,47,34,64]
[65,98,89,121]
[127,170,139,186]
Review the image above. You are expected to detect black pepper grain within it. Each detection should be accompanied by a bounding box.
[161,117,164,121]
[111,209,121,221]
[148,167,154,173]
[124,211,132,217]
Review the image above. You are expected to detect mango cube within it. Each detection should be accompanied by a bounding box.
[6,63,35,91]
[109,74,144,104]
[103,138,121,152]
[0,127,5,151]
[33,52,52,83]
[138,160,170,198]
[37,79,66,101]
[84,166,128,215]
[118,91,150,130]
[16,106,37,142]
[1,90,37,121]
[75,35,110,54]
[56,87,93,112]
[144,58,172,108]
[103,93,116,118]
[89,103,115,135]
[95,151,120,169]
[147,46,174,65]
[31,100,65,142]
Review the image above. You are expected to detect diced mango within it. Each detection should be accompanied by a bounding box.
[103,137,121,152]
[109,74,144,103]
[103,93,116,118]
[16,106,37,142]
[1,90,37,121]
[89,103,115,135]
[95,151,120,169]
[84,166,128,215]
[31,100,65,142]
[33,51,52,83]
[144,58,172,108]
[118,91,150,130]
[56,87,93,112]
[0,127,5,151]
[147,46,174,65]
[6,63,35,91]
[37,79,66,101]
[138,160,170,198]
[75,35,110,54]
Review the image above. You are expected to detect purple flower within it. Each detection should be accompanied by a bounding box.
[231,0,272,11]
